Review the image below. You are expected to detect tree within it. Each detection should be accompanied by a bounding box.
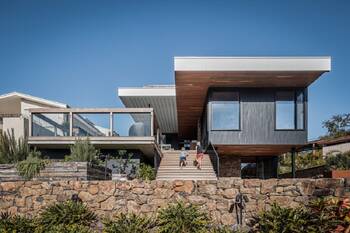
[322,113,350,139]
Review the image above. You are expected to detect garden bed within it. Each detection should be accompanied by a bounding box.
[0,162,111,181]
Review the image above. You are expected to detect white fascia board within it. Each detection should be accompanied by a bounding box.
[174,57,331,72]
[0,92,68,108]
[118,87,176,97]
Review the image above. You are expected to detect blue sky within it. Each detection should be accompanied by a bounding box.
[0,0,349,139]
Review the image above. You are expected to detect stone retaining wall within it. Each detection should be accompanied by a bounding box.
[0,178,349,225]
[0,162,111,182]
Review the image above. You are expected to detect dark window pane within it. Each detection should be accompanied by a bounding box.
[211,92,239,101]
[276,91,295,129]
[296,91,304,130]
[212,102,239,130]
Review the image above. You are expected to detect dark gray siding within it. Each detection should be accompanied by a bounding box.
[207,88,307,145]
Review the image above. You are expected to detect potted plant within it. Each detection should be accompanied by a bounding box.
[325,151,350,178]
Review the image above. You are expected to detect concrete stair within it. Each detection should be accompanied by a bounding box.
[156,150,217,180]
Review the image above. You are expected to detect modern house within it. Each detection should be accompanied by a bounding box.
[1,56,331,180]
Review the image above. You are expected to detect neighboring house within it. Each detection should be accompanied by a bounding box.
[0,92,68,139]
[2,56,332,180]
[310,135,350,156]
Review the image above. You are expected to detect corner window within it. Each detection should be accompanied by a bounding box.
[275,90,305,130]
[211,92,240,130]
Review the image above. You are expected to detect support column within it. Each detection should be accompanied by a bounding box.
[291,147,296,178]
[69,112,73,136]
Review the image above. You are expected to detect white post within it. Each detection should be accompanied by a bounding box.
[69,112,73,136]
[109,112,113,136]
[150,110,154,137]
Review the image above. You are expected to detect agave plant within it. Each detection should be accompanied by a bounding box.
[0,211,35,233]
[0,130,29,164]
[103,213,156,233]
[157,202,210,233]
[36,200,97,232]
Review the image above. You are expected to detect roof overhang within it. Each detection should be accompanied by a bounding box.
[118,86,177,133]
[175,56,331,139]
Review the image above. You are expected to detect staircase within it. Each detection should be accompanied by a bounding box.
[156,150,217,180]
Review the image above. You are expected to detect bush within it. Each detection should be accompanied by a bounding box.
[0,130,29,164]
[325,151,350,170]
[137,163,156,181]
[249,198,350,233]
[44,224,95,233]
[36,200,97,232]
[157,202,210,233]
[249,203,315,233]
[0,211,35,233]
[16,150,45,179]
[103,213,155,233]
[65,138,100,164]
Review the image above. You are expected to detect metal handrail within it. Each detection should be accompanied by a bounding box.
[206,142,219,177]
[154,142,163,174]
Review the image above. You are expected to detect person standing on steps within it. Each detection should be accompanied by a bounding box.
[196,142,204,170]
[179,147,188,168]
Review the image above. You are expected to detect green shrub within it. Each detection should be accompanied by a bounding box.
[16,150,45,179]
[325,151,350,170]
[103,213,155,233]
[36,200,97,232]
[209,225,246,233]
[137,163,156,181]
[0,211,35,233]
[0,130,29,164]
[157,202,210,233]
[65,138,100,164]
[44,224,95,233]
[249,203,316,233]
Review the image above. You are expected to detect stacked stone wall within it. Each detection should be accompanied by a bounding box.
[0,178,349,225]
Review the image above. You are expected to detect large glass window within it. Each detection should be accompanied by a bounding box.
[296,91,305,130]
[211,92,240,130]
[32,113,70,136]
[275,90,305,130]
[113,113,151,136]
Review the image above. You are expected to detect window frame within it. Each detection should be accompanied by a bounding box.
[274,89,306,131]
[210,92,241,131]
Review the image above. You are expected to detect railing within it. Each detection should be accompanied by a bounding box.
[154,142,163,175]
[206,142,219,177]
[29,108,155,138]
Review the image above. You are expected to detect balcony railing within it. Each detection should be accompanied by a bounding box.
[29,108,154,138]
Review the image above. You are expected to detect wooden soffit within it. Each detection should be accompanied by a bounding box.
[175,70,325,138]
[215,144,305,156]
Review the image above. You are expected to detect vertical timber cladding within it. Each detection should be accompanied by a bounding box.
[208,88,308,146]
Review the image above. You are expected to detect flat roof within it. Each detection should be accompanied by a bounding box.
[118,86,175,97]
[174,56,331,72]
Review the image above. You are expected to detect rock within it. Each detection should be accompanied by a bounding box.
[127,200,140,213]
[217,179,232,189]
[174,181,194,194]
[222,188,237,199]
[1,182,17,192]
[78,191,94,202]
[101,197,116,210]
[132,188,144,195]
[140,204,154,213]
[154,188,174,199]
[99,181,115,195]
[199,184,217,195]
[188,196,207,205]
[244,179,261,188]
[221,213,235,225]
[88,185,99,195]
[149,198,167,207]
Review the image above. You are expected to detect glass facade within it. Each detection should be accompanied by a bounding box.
[211,92,240,130]
[72,113,110,137]
[275,90,305,130]
[32,113,70,136]
[275,91,295,130]
[113,113,151,136]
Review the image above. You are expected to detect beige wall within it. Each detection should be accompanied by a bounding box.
[2,116,25,140]
[323,142,350,156]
